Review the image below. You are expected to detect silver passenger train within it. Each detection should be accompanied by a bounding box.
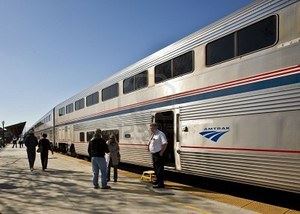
[32,0,300,193]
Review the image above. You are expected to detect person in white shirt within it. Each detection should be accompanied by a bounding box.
[147,123,168,188]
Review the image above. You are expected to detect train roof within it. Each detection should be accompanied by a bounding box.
[53,0,297,109]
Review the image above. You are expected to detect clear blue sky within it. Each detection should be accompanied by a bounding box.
[0,0,251,128]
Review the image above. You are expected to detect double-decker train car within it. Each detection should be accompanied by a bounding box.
[31,109,55,143]
[31,0,300,193]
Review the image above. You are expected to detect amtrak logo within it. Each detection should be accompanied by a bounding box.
[199,127,230,142]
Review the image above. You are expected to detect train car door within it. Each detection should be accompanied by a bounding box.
[155,111,176,168]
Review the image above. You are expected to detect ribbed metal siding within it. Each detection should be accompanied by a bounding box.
[73,143,152,166]
[73,111,151,131]
[120,146,152,167]
[73,142,89,156]
[55,0,297,107]
[180,85,300,120]
[74,143,152,166]
[180,151,300,193]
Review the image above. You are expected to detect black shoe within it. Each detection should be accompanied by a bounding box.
[94,186,99,189]
[153,184,165,189]
[107,179,110,182]
[101,186,111,189]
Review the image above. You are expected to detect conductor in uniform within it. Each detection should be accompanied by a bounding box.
[147,123,168,188]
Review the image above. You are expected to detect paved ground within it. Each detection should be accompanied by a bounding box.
[0,147,298,214]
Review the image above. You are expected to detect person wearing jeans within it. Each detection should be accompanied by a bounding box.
[88,129,111,189]
[92,156,107,188]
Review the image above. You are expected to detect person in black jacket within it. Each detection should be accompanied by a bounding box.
[24,130,38,171]
[88,129,111,189]
[38,133,53,171]
[12,136,18,148]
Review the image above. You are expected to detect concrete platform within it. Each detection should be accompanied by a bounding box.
[0,147,298,214]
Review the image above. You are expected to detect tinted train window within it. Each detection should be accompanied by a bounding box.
[79,132,85,142]
[155,60,171,83]
[155,51,194,83]
[206,33,235,66]
[59,107,65,116]
[206,15,277,66]
[102,83,119,101]
[75,98,85,110]
[123,76,134,94]
[66,103,74,114]
[44,115,51,123]
[86,92,99,107]
[237,15,277,56]
[123,70,148,94]
[173,52,193,77]
[87,131,94,141]
[135,70,148,90]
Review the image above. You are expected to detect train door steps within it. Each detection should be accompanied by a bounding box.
[140,170,156,182]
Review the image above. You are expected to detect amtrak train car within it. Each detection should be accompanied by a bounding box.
[31,0,300,193]
[31,109,55,143]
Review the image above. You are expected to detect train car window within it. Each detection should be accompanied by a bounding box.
[101,129,119,141]
[123,70,148,94]
[79,132,85,142]
[87,131,95,141]
[75,98,85,110]
[86,94,92,106]
[102,83,119,101]
[123,76,135,94]
[135,70,148,90]
[59,107,65,116]
[155,60,171,83]
[66,103,74,114]
[237,15,277,56]
[44,115,51,123]
[86,92,99,107]
[173,51,194,77]
[206,33,235,66]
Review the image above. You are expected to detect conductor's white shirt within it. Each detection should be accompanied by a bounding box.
[149,130,168,154]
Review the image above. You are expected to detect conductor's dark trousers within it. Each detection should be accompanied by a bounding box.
[152,151,165,187]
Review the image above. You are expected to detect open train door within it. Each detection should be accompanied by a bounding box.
[155,110,181,169]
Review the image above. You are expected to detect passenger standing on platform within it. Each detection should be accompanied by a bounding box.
[18,137,23,148]
[38,133,53,171]
[20,137,24,148]
[88,129,111,189]
[147,123,168,188]
[24,130,38,171]
[12,136,17,148]
[106,134,120,182]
